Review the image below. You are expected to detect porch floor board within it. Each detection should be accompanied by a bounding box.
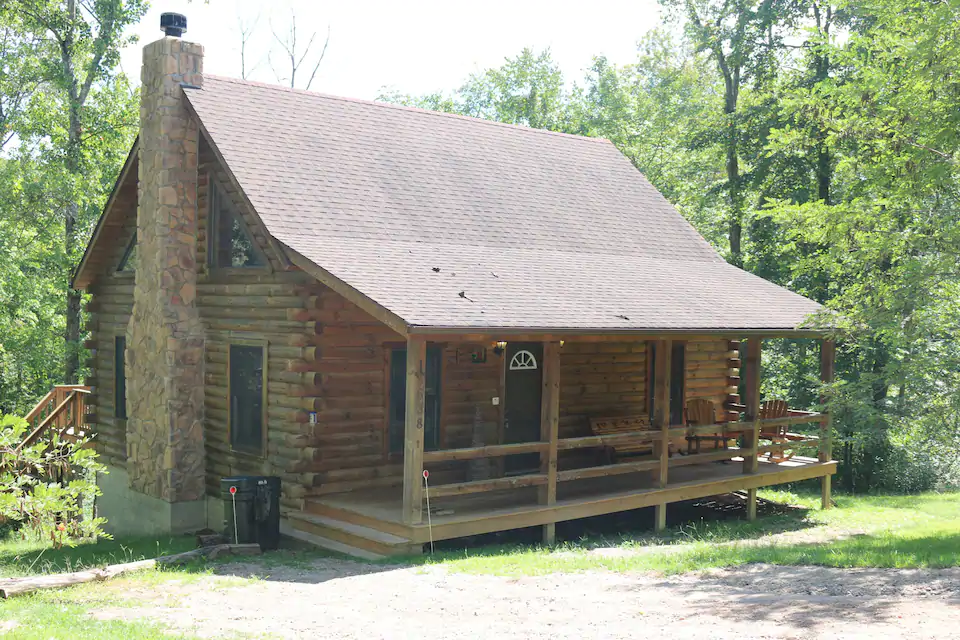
[304,456,835,546]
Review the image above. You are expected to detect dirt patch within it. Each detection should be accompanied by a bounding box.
[91,558,960,639]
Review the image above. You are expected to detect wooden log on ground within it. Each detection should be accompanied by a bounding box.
[0,544,261,599]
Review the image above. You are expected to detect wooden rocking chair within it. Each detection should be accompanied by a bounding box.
[758,399,794,463]
[685,398,732,454]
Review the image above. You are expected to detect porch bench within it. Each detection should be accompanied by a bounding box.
[588,415,655,463]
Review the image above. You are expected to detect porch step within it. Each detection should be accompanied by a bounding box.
[287,511,422,558]
[280,520,385,561]
[305,498,412,539]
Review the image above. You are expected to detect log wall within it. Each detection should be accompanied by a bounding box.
[84,224,136,468]
[558,339,739,456]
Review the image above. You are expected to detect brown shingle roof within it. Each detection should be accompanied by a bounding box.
[185,76,822,332]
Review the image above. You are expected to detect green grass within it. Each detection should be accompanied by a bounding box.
[0,534,199,579]
[1,492,958,637]
[0,535,239,639]
[405,491,960,576]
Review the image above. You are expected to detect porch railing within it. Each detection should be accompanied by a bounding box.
[17,385,93,450]
[418,412,828,501]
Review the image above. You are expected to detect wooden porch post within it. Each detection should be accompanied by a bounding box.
[402,336,427,525]
[820,338,836,510]
[539,341,561,544]
[652,338,671,532]
[742,337,762,521]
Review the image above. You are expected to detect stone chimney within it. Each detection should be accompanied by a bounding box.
[125,18,206,530]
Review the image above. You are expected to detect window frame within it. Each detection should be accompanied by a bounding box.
[114,334,127,419]
[226,338,269,457]
[207,178,269,272]
[385,344,443,458]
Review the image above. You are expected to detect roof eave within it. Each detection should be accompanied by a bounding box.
[280,243,411,337]
[71,138,139,290]
[406,325,833,340]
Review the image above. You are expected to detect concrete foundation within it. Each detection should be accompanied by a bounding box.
[96,465,221,536]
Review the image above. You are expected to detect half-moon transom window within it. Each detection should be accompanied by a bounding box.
[509,350,538,371]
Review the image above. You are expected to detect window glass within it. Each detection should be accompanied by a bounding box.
[669,342,686,425]
[230,344,265,454]
[115,336,127,419]
[211,182,263,268]
[648,341,686,425]
[388,346,441,453]
[118,237,137,273]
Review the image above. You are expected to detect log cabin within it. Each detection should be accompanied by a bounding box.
[71,20,836,557]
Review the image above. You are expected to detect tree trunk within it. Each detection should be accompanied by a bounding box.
[64,105,82,384]
[721,63,743,266]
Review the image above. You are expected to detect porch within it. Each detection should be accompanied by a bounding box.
[293,455,834,549]
[286,335,837,556]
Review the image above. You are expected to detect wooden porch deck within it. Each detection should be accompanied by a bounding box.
[289,455,836,554]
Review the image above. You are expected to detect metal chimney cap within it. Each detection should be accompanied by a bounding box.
[160,12,187,37]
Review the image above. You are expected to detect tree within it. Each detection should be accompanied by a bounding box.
[269,10,329,90]
[660,0,796,266]
[381,48,572,132]
[761,0,960,490]
[6,0,146,384]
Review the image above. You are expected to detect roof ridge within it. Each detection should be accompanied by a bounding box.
[198,74,613,145]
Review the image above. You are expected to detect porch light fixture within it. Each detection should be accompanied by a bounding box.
[493,341,507,355]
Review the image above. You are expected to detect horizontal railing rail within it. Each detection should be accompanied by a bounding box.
[418,412,827,501]
[422,441,548,463]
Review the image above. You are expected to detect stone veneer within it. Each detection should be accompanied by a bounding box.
[125,37,206,504]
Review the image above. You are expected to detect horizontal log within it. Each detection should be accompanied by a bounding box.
[198,295,307,309]
[422,441,548,463]
[0,544,262,599]
[428,473,548,498]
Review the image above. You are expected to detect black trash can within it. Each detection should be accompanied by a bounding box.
[220,476,281,551]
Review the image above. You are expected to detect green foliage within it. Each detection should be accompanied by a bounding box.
[0,414,108,545]
[0,3,141,409]
[384,0,960,493]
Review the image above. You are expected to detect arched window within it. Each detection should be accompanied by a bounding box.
[509,349,538,371]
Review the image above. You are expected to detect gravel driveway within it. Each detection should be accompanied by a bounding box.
[93,559,960,639]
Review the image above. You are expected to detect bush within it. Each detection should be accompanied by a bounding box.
[0,414,109,547]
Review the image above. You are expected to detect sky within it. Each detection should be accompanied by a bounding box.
[119,0,664,100]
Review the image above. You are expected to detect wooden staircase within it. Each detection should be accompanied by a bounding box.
[18,385,93,450]
[286,498,422,559]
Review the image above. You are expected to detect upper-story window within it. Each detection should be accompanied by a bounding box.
[117,236,137,273]
[209,181,265,268]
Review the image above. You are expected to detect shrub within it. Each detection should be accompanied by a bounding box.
[0,414,109,547]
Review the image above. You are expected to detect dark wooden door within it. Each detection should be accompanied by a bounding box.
[503,342,543,473]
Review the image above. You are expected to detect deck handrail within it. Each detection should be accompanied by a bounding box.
[16,385,92,452]
[419,412,828,500]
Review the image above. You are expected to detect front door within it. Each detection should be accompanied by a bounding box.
[503,342,543,473]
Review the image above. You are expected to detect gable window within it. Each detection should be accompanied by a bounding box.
[388,346,441,454]
[229,344,267,455]
[117,236,137,273]
[209,181,265,268]
[647,341,686,426]
[114,336,127,419]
